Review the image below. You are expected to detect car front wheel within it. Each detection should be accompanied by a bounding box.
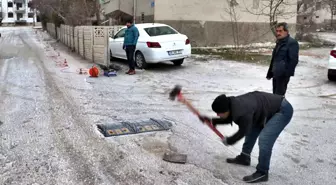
[110,50,115,61]
[172,59,184,66]
[135,51,148,69]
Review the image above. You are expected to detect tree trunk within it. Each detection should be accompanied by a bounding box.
[95,0,101,25]
[331,14,334,28]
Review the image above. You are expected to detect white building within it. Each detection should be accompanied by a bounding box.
[100,0,298,46]
[0,0,37,25]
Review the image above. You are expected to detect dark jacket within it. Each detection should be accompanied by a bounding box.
[222,91,284,145]
[266,35,299,78]
[124,24,139,46]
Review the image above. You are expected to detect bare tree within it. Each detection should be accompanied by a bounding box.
[243,0,297,36]
[32,0,101,26]
[323,0,336,27]
[222,0,241,50]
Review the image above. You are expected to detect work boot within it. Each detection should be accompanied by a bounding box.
[226,153,251,166]
[125,69,131,74]
[128,70,136,75]
[243,171,268,183]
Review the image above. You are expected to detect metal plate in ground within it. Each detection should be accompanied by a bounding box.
[97,122,135,137]
[97,118,173,137]
[163,152,187,164]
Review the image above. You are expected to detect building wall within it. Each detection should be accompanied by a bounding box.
[154,0,297,46]
[1,0,37,24]
[154,0,297,23]
[101,0,154,23]
[135,0,154,22]
[101,0,122,15]
[296,1,336,32]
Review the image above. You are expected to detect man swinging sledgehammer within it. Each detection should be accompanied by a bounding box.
[197,91,294,183]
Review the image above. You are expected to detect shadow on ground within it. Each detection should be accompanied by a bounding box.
[110,58,186,72]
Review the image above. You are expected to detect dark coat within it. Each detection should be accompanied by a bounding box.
[222,91,284,145]
[266,35,299,78]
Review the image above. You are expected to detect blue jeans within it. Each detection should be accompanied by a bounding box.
[241,98,293,173]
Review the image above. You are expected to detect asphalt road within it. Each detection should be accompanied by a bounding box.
[0,27,336,185]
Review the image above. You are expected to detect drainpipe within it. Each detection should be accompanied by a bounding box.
[133,0,136,23]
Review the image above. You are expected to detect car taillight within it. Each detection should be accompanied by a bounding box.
[146,42,161,48]
[185,39,190,45]
[331,50,336,58]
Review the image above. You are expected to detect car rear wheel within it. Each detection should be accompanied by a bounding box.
[135,51,148,69]
[328,69,336,81]
[172,59,184,66]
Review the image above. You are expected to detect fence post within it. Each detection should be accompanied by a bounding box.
[92,27,95,62]
[105,27,110,67]
[83,27,85,59]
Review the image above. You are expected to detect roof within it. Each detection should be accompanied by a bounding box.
[116,23,171,30]
[133,23,169,28]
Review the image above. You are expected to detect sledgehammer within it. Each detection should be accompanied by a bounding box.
[169,85,224,140]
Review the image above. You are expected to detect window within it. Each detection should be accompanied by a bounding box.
[144,26,178,36]
[8,2,13,7]
[141,12,145,23]
[253,0,260,9]
[333,4,336,15]
[28,2,33,8]
[17,13,23,19]
[114,28,126,38]
[28,13,34,18]
[8,12,13,18]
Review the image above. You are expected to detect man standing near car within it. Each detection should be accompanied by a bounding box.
[266,22,299,96]
[123,18,139,75]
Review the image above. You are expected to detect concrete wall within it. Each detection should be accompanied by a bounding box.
[101,0,120,15]
[46,23,123,66]
[154,0,297,23]
[135,0,153,17]
[120,0,133,16]
[154,0,297,46]
[101,0,298,46]
[101,0,154,23]
[157,20,296,46]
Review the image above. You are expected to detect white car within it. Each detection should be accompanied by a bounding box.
[109,23,191,69]
[328,48,336,81]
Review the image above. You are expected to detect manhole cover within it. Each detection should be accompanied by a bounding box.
[97,118,173,137]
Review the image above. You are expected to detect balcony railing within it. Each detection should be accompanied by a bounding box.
[14,0,26,3]
[15,18,27,22]
[15,8,26,13]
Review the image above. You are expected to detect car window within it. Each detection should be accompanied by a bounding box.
[114,28,126,38]
[144,26,178,36]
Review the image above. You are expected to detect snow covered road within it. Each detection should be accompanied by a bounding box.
[0,27,336,185]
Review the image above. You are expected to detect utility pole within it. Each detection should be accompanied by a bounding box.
[133,0,136,23]
[33,9,36,26]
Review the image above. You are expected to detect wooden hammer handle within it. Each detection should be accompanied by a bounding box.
[178,93,225,140]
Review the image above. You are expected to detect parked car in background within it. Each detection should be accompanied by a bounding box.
[109,23,191,69]
[328,48,336,81]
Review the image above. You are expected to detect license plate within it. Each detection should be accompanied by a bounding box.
[168,50,182,55]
